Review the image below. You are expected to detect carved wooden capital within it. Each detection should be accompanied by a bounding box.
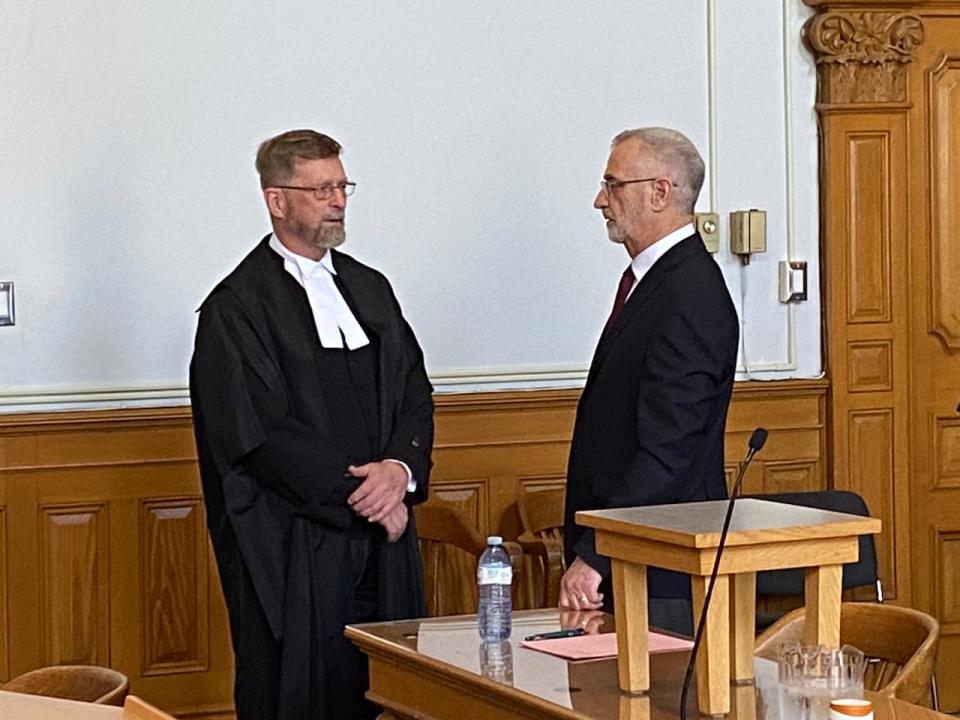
[804,12,924,103]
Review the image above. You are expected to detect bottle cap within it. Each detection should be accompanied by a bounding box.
[487,536,503,545]
[829,699,873,717]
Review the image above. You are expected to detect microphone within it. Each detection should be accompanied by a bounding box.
[679,427,767,719]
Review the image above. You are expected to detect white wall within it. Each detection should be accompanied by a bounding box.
[0,1,819,411]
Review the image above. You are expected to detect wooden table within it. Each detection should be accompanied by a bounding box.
[577,499,882,715]
[346,609,946,719]
[0,691,172,719]
[0,690,122,719]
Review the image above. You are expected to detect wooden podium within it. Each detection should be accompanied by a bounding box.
[577,499,881,716]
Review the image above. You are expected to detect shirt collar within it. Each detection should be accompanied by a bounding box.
[630,222,695,280]
[268,234,336,280]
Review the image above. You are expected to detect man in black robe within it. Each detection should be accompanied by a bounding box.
[190,129,432,720]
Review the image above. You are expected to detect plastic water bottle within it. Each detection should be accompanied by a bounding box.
[477,536,512,640]
[479,640,514,685]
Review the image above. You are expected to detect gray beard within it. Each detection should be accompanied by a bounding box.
[606,224,626,245]
[314,223,346,249]
[294,219,346,251]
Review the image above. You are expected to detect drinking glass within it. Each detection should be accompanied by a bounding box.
[777,643,865,719]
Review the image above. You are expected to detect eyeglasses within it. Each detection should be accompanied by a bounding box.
[600,177,677,194]
[273,181,357,200]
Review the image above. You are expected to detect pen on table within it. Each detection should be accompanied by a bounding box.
[523,628,587,642]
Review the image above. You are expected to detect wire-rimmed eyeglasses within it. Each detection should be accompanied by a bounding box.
[273,181,357,200]
[600,177,677,194]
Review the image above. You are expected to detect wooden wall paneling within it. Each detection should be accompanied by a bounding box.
[818,108,911,603]
[808,1,960,707]
[911,14,960,709]
[0,466,41,680]
[140,497,209,675]
[432,390,576,543]
[722,380,828,497]
[38,501,110,666]
[934,417,960,490]
[934,527,960,631]
[846,410,897,594]
[847,340,893,393]
[0,505,7,682]
[927,54,960,349]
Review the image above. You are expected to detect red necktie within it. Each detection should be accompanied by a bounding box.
[603,265,636,336]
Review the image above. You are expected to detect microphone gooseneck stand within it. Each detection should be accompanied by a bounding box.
[678,427,768,720]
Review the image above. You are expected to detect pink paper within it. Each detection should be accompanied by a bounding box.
[521,631,693,661]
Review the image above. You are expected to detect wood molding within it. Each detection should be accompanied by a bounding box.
[804,11,925,104]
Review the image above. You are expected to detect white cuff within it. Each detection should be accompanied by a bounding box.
[384,458,416,493]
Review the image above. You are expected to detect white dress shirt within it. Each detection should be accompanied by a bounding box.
[269,235,415,491]
[626,222,695,298]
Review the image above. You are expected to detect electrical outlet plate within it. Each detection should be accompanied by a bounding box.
[0,282,13,326]
[778,261,807,302]
[695,212,720,253]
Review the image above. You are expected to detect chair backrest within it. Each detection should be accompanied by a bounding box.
[1,664,129,706]
[122,694,178,719]
[754,602,940,706]
[752,490,880,597]
[414,498,487,616]
[517,487,565,545]
[517,487,566,608]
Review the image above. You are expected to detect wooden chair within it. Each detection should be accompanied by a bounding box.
[122,694,178,719]
[1,664,129,706]
[755,602,940,707]
[414,497,523,616]
[516,487,566,608]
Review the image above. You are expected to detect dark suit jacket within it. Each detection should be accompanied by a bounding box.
[563,233,739,601]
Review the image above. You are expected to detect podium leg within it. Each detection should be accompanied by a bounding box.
[618,693,651,720]
[612,559,649,694]
[691,574,730,715]
[804,564,842,647]
[730,572,756,683]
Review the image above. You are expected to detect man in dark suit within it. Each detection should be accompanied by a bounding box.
[559,127,739,634]
[190,130,432,719]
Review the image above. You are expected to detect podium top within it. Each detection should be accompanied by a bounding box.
[577,498,881,549]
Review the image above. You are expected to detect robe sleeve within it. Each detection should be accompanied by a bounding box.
[379,292,434,506]
[192,289,355,511]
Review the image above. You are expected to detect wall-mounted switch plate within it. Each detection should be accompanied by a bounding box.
[0,282,13,326]
[778,261,807,302]
[695,212,720,253]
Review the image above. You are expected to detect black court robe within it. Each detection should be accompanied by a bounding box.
[190,237,432,720]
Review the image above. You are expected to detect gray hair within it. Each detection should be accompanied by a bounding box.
[612,127,705,213]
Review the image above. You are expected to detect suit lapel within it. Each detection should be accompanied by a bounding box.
[586,236,702,386]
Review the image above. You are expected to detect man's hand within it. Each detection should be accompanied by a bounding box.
[558,557,604,611]
[379,502,409,543]
[347,461,408,522]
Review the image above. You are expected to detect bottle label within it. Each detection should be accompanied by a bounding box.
[478,566,513,585]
